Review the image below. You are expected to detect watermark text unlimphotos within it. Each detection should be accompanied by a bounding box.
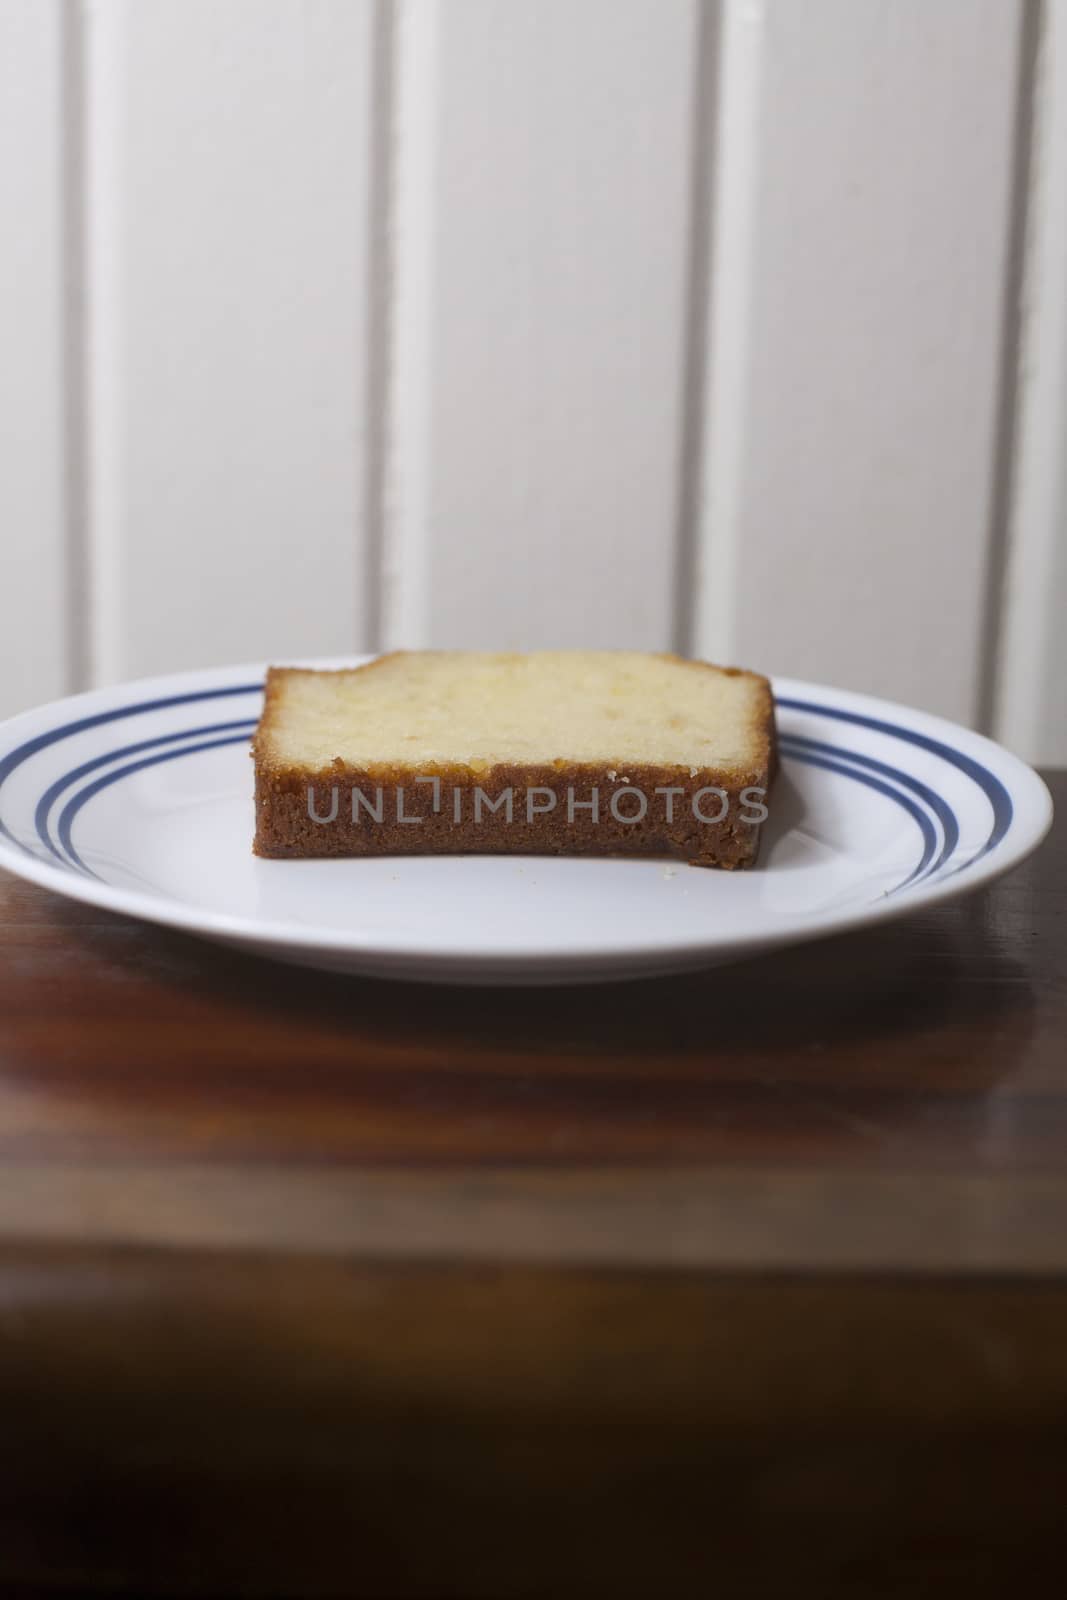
[306,779,768,828]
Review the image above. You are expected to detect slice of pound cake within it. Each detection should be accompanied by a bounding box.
[252,651,776,868]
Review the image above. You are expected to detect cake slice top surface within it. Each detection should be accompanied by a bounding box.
[258,651,772,772]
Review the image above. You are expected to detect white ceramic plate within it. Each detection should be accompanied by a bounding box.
[0,659,1053,985]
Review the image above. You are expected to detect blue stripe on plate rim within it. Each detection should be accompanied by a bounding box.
[0,683,261,852]
[43,727,943,890]
[24,717,955,888]
[0,679,1013,894]
[778,696,1012,869]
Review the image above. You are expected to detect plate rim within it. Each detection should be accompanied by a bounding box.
[0,657,1054,973]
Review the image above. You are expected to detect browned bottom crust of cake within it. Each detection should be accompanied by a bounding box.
[253,759,774,868]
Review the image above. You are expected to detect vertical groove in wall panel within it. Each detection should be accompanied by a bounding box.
[691,0,764,668]
[975,0,1040,739]
[0,1,68,715]
[695,0,1026,724]
[995,0,1067,765]
[83,0,378,685]
[82,0,122,687]
[62,1,90,693]
[382,0,441,648]
[671,0,721,656]
[384,0,700,651]
[362,0,396,654]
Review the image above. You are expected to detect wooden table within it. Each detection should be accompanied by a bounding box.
[0,773,1064,1598]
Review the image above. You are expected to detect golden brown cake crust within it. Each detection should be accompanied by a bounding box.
[251,654,777,868]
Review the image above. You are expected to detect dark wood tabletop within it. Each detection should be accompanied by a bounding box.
[1,772,1064,1598]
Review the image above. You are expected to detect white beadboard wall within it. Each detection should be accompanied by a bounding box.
[1,0,1063,761]
[82,0,378,684]
[383,0,699,649]
[0,0,70,709]
[695,0,1027,726]
[996,0,1067,766]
